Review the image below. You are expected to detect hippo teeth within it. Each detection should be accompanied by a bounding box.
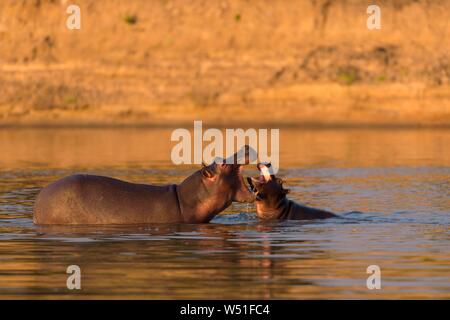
[260,165,271,182]
[246,177,254,192]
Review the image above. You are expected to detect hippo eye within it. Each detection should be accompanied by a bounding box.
[256,192,265,200]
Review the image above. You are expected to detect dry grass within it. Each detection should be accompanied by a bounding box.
[0,0,449,125]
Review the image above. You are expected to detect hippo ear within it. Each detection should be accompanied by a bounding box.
[201,163,217,179]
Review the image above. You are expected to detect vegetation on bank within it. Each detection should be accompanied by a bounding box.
[0,0,448,125]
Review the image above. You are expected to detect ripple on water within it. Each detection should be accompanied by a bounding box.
[0,135,449,298]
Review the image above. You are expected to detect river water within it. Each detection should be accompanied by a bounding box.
[0,127,449,299]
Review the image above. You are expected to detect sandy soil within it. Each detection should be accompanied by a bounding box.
[0,0,449,126]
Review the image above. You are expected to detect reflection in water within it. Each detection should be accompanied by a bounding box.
[0,128,449,299]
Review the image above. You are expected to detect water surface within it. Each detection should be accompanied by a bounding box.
[0,128,449,299]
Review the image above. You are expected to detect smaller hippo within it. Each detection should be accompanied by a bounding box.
[247,163,337,220]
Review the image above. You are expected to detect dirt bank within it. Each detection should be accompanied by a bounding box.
[0,0,449,126]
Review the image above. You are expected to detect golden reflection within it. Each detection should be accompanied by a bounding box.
[0,128,449,170]
[0,128,449,299]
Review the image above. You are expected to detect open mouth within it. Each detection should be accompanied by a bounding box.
[246,176,263,200]
[246,177,255,192]
[257,163,272,182]
[238,165,253,194]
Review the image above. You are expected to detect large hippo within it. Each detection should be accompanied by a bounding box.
[247,163,336,220]
[34,147,255,225]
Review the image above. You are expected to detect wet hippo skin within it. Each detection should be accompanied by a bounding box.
[34,149,255,225]
[247,163,337,220]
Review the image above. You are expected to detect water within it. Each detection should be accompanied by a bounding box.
[0,128,449,299]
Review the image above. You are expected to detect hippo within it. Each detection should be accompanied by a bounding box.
[247,163,337,220]
[33,147,256,225]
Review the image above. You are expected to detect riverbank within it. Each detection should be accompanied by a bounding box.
[0,0,449,126]
[2,68,448,127]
